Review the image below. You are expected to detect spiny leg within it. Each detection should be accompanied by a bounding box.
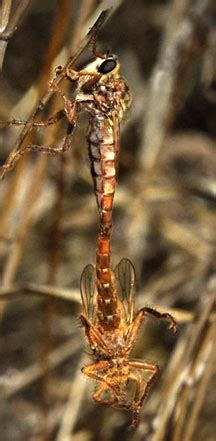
[28,122,75,154]
[0,109,72,177]
[59,65,101,84]
[127,360,160,428]
[140,307,177,332]
[0,110,65,128]
[125,307,176,354]
[49,79,80,125]
[0,121,75,178]
[1,109,77,177]
[80,314,110,355]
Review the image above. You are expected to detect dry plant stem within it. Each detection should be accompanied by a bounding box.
[172,321,215,441]
[141,0,210,173]
[182,323,216,441]
[0,0,30,39]
[69,0,95,53]
[1,157,47,287]
[0,155,28,239]
[0,0,31,68]
[149,288,215,441]
[40,158,66,440]
[0,283,81,303]
[0,0,12,33]
[37,0,72,97]
[171,297,216,441]
[0,9,110,179]
[56,354,90,441]
[160,218,211,261]
[2,336,81,399]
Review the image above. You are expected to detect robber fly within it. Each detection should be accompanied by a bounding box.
[80,258,176,428]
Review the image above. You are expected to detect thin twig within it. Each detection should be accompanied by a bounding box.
[0,0,31,69]
[56,354,90,441]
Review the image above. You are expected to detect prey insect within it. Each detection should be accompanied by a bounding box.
[80,258,177,428]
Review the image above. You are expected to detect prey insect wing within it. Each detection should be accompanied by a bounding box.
[80,264,97,323]
[114,258,136,325]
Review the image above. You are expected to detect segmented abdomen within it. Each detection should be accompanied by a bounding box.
[87,116,120,329]
[88,118,116,214]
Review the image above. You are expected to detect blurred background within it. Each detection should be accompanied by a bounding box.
[0,0,215,440]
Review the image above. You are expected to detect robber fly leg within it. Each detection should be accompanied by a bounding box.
[139,307,177,333]
[128,361,160,428]
[49,79,80,126]
[28,122,74,155]
[0,110,65,129]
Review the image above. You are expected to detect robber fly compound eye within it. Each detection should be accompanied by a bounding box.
[97,57,117,74]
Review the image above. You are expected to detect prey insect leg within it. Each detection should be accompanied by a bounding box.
[94,388,130,410]
[93,383,127,407]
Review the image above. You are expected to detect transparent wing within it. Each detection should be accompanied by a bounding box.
[80,264,97,323]
[114,258,136,324]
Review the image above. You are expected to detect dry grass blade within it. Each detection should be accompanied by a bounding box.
[147,288,215,441]
[0,0,12,33]
[56,354,90,441]
[0,0,31,69]
[0,0,30,37]
[141,0,211,173]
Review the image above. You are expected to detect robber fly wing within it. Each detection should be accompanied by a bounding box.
[80,264,97,322]
[114,258,136,324]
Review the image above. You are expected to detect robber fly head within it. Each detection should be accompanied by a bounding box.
[97,53,118,74]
